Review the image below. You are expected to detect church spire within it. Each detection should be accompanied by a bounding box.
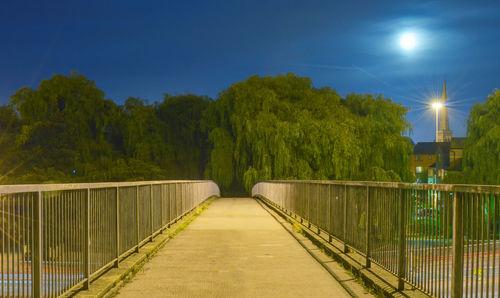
[443,80,447,101]
[437,80,452,142]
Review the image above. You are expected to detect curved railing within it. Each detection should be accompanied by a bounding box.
[253,180,500,298]
[0,180,220,297]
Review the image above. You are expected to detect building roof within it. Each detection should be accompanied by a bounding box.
[413,142,449,154]
[451,137,466,149]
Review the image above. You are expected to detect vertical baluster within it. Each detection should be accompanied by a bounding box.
[7,193,11,297]
[431,191,436,296]
[150,184,153,242]
[456,194,462,296]
[32,191,42,297]
[1,194,4,298]
[135,186,139,253]
[492,194,498,298]
[452,190,464,298]
[480,193,485,298]
[115,187,120,268]
[83,189,90,290]
[48,192,52,297]
[486,194,491,298]
[397,187,406,290]
[15,195,20,297]
[365,185,371,268]
[343,184,348,253]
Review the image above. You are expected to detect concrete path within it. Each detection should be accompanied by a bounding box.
[115,198,355,297]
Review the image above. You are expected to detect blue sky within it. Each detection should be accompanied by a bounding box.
[1,1,500,142]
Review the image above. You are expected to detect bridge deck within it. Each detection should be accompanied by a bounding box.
[115,197,358,297]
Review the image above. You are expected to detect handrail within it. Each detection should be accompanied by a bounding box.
[1,180,220,297]
[253,180,500,297]
[255,179,500,194]
[0,180,212,193]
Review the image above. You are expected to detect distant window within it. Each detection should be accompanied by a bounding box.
[428,155,432,160]
[415,155,423,162]
[416,166,423,173]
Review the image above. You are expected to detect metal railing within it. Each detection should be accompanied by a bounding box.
[253,180,500,298]
[0,180,220,297]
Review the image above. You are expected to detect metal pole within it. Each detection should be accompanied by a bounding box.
[150,184,153,242]
[136,186,140,253]
[452,192,464,297]
[397,188,407,290]
[365,185,371,268]
[328,185,332,243]
[343,184,348,253]
[435,108,439,141]
[84,188,90,289]
[32,191,42,297]
[115,187,120,267]
[160,184,163,233]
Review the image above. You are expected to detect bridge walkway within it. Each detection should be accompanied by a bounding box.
[114,197,372,297]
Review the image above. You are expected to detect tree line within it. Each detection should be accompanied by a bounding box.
[1,72,497,193]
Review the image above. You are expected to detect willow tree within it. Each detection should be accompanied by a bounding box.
[463,89,500,185]
[205,73,413,193]
[155,94,212,179]
[343,93,413,182]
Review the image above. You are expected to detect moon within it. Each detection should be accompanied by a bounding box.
[400,32,417,51]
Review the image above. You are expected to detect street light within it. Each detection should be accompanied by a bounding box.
[432,101,443,183]
[432,102,442,141]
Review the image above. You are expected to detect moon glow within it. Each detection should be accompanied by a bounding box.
[400,32,417,50]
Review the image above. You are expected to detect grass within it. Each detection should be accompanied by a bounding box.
[169,197,215,238]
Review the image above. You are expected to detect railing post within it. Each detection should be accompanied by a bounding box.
[452,191,464,297]
[307,184,311,229]
[343,184,348,253]
[365,185,371,268]
[298,184,306,224]
[32,191,42,298]
[316,184,320,234]
[115,187,120,268]
[84,188,90,289]
[328,185,332,243]
[150,184,153,242]
[397,187,407,290]
[135,185,140,253]
[160,184,163,233]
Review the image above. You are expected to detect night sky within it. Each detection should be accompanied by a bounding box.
[2,1,500,142]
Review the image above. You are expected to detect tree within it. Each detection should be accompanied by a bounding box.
[204,73,413,193]
[343,93,413,182]
[0,105,23,182]
[155,94,211,179]
[9,72,115,181]
[463,89,500,185]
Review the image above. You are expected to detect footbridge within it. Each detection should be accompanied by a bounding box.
[1,180,499,297]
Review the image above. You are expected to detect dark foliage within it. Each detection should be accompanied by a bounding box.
[1,72,414,193]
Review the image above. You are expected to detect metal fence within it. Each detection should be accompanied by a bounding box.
[253,180,500,298]
[0,180,219,297]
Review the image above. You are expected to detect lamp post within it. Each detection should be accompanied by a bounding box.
[432,102,442,141]
[432,101,442,183]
